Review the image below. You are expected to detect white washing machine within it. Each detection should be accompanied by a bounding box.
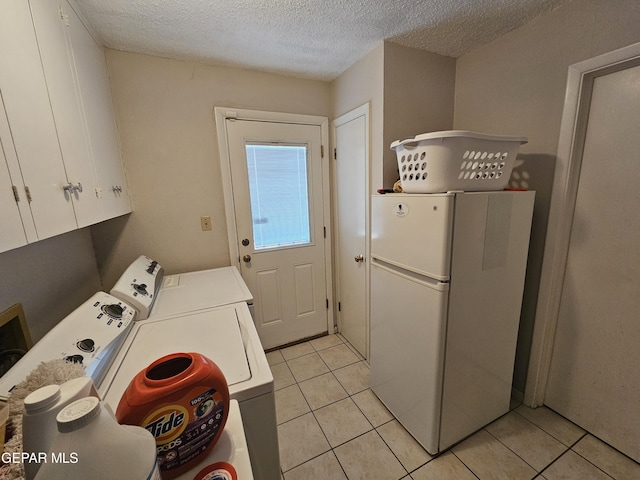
[0,291,137,401]
[0,271,257,478]
[107,256,278,480]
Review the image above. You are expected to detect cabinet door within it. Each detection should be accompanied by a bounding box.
[0,0,77,240]
[0,96,29,252]
[64,1,131,220]
[0,157,26,253]
[30,0,101,227]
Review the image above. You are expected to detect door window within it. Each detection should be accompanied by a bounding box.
[245,143,311,250]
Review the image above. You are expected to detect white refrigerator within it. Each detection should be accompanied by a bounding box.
[369,190,535,454]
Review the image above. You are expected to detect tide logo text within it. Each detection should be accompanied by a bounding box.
[143,405,189,444]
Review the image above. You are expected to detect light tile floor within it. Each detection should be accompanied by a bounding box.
[267,334,640,480]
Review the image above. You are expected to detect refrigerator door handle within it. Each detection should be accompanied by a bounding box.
[371,257,450,292]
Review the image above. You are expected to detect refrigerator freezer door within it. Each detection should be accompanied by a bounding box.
[371,194,454,280]
[369,259,449,454]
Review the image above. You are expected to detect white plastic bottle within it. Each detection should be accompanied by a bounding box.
[33,397,160,480]
[22,376,98,480]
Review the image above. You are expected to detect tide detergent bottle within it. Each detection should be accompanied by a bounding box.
[116,352,230,479]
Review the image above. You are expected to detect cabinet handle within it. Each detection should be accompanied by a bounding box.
[63,182,83,194]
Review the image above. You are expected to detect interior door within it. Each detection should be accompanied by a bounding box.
[225,118,329,350]
[332,105,369,358]
[545,62,640,462]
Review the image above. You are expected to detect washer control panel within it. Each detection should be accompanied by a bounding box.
[110,255,164,320]
[0,291,136,399]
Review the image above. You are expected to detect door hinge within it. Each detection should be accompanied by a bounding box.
[326,299,329,309]
[334,148,337,160]
[321,145,324,158]
[323,226,326,238]
[24,186,33,203]
[338,302,341,312]
[12,185,20,202]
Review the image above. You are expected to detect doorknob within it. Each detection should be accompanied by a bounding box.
[354,255,364,263]
[243,254,252,263]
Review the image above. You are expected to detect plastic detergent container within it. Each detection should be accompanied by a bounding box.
[33,396,160,480]
[116,352,230,479]
[22,376,97,480]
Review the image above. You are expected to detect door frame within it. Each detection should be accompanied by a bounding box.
[525,42,640,406]
[214,106,334,334]
[331,103,371,356]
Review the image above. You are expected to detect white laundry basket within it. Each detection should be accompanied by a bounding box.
[391,131,527,193]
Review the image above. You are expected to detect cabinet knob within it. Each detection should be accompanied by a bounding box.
[354,255,365,263]
[112,185,123,193]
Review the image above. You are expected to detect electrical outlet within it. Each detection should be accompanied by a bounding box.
[200,216,212,231]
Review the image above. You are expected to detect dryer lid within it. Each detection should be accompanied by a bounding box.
[151,267,253,318]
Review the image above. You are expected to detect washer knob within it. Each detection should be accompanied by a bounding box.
[65,354,84,364]
[76,338,95,353]
[133,283,148,295]
[102,303,124,318]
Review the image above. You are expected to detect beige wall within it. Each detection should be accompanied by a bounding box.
[92,51,331,288]
[383,42,456,188]
[454,0,640,394]
[330,42,456,193]
[0,229,101,342]
[330,43,384,190]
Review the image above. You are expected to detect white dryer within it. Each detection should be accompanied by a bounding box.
[107,256,278,480]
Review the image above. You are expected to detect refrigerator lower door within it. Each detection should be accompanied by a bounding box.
[369,258,449,455]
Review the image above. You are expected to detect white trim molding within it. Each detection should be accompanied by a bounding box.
[525,42,640,406]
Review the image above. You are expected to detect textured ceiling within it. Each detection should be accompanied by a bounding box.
[73,0,571,81]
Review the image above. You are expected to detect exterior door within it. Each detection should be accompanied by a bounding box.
[223,115,330,350]
[332,104,369,358]
[545,61,640,462]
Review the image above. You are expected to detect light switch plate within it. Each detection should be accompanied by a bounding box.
[200,216,212,231]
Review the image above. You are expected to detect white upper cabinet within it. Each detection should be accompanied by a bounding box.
[30,0,102,228]
[0,0,79,243]
[0,0,131,253]
[62,1,131,220]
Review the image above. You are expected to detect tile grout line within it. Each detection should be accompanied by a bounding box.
[278,337,371,478]
[279,335,407,479]
[538,431,617,480]
[481,424,563,477]
[513,406,584,449]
